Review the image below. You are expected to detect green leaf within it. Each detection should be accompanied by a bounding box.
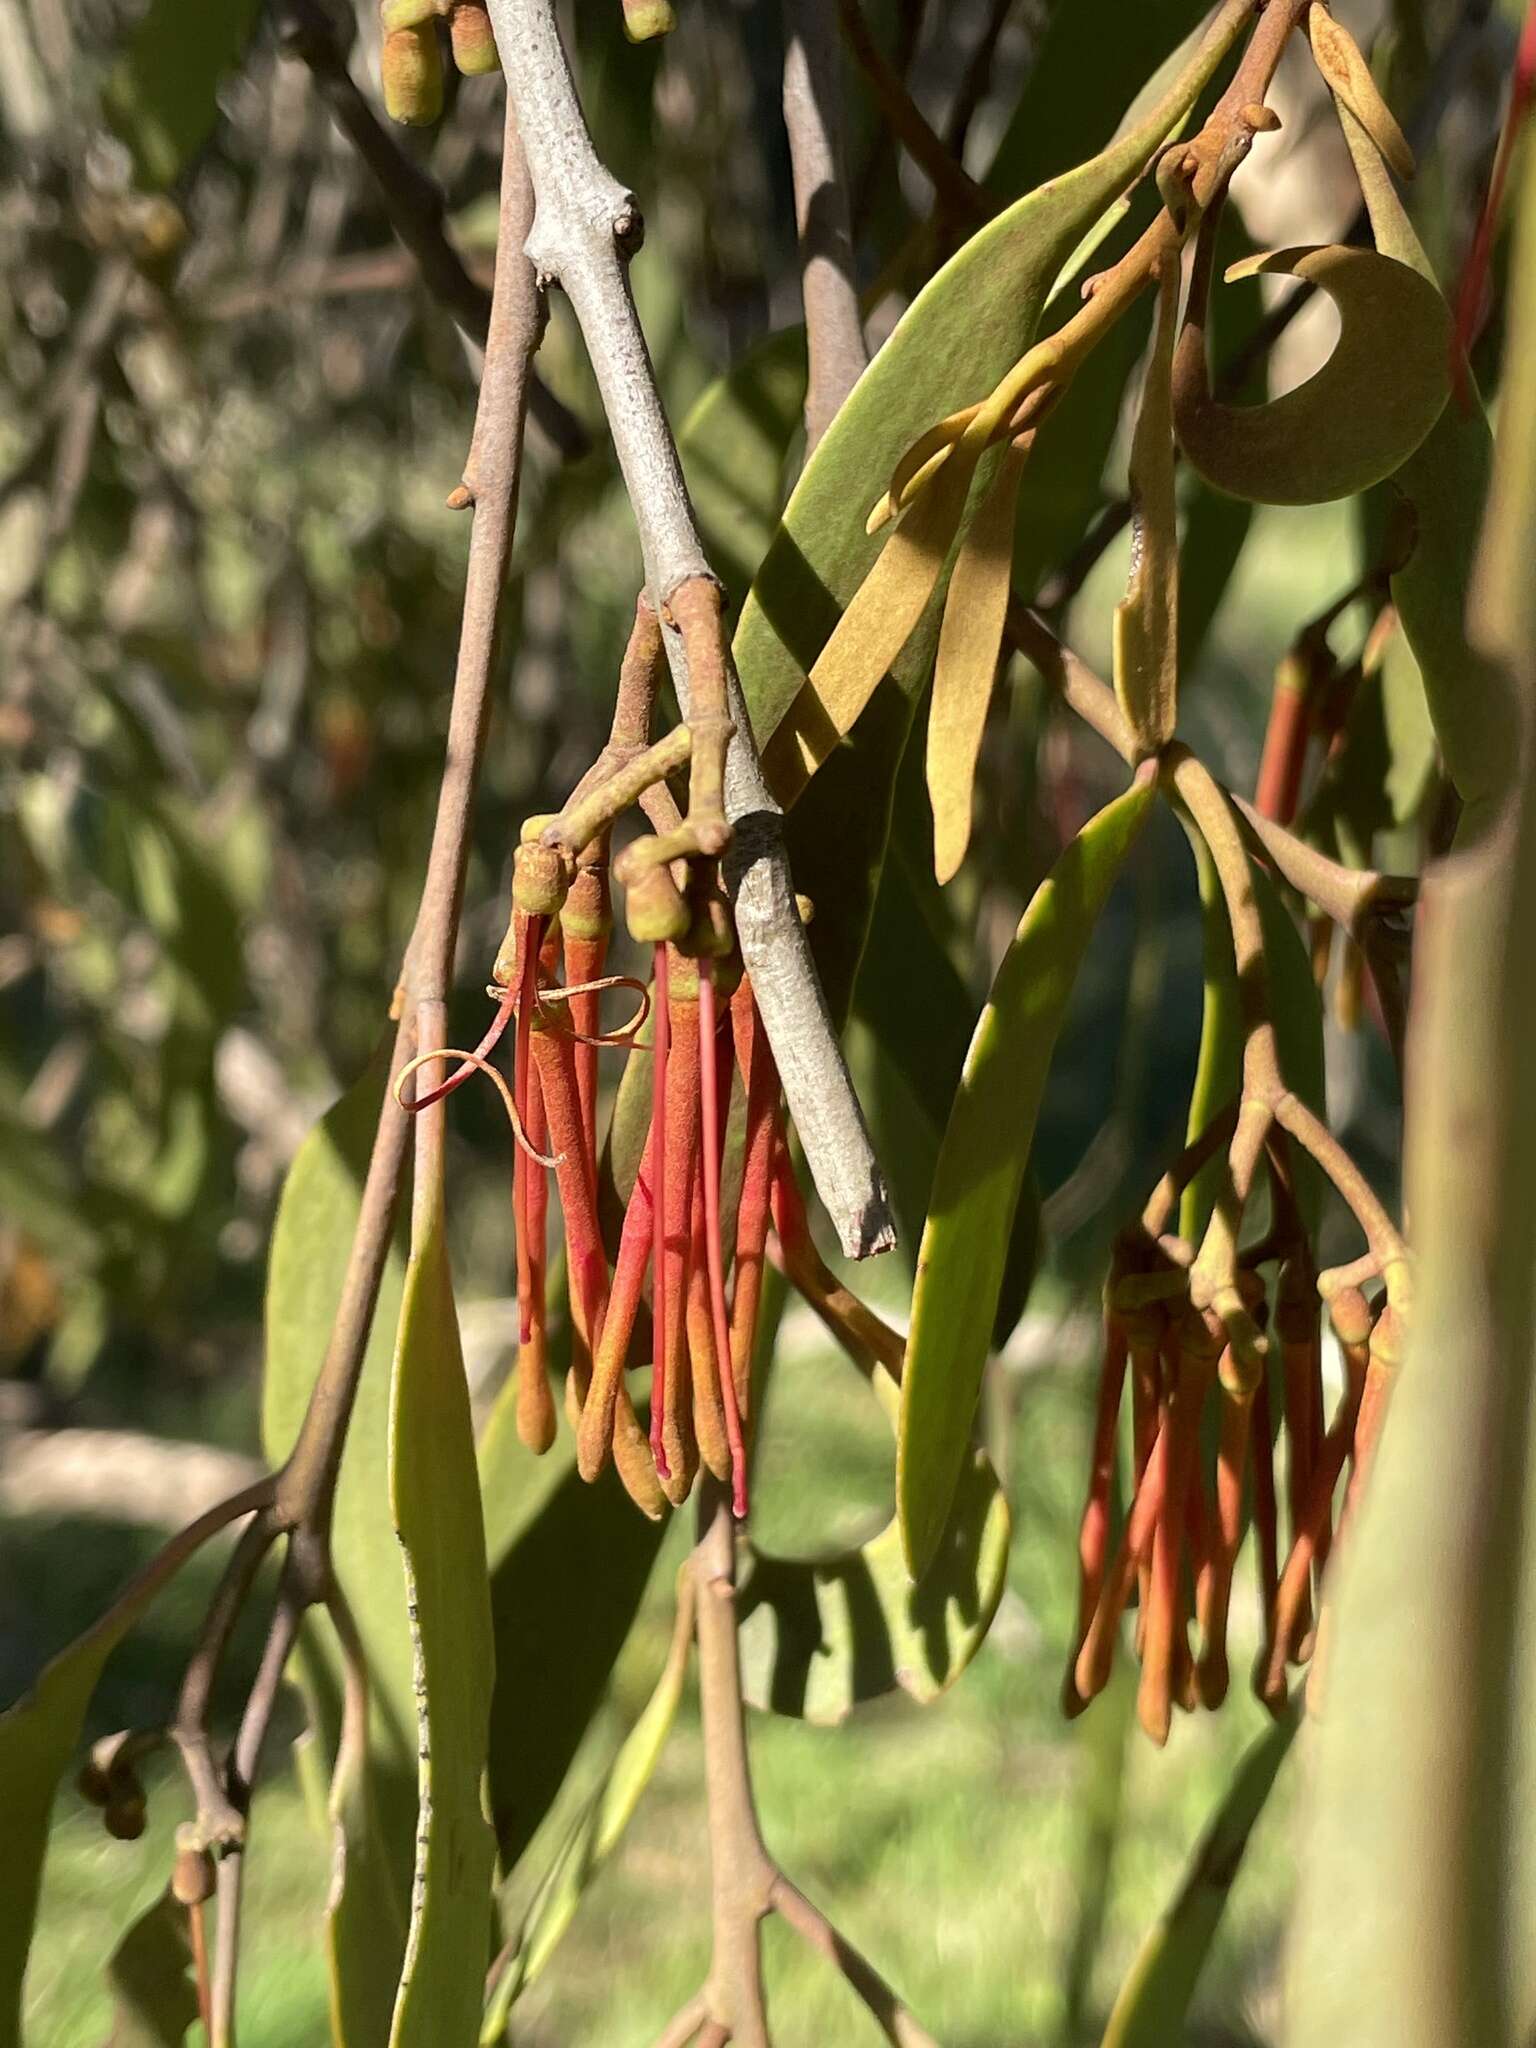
[899,773,1157,1577]
[482,1451,667,1872]
[103,1888,198,2048]
[1102,1704,1299,2046]
[1113,262,1181,752]
[1285,132,1536,2048]
[1335,105,1519,844]
[106,0,262,189]
[678,327,807,606]
[260,1048,415,2048]
[734,3,1252,761]
[1173,244,1452,506]
[387,1213,497,2048]
[983,0,1218,203]
[482,1585,694,2031]
[0,1492,260,2048]
[738,1445,1011,1724]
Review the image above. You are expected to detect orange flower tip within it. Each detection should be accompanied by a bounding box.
[731,1470,748,1520]
[380,25,443,126]
[622,0,676,41]
[449,1,499,73]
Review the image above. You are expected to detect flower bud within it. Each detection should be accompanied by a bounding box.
[622,0,677,42]
[381,24,443,127]
[450,1,499,73]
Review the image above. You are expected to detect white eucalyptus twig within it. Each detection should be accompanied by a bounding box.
[482,0,894,1259]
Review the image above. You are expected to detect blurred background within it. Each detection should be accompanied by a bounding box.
[0,0,1518,2041]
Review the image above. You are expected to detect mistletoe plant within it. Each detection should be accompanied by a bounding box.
[2,2,1534,2046]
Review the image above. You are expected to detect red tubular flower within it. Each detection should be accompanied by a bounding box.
[698,965,749,1518]
[516,1060,556,1454]
[657,965,702,1504]
[1064,1308,1130,1715]
[650,945,671,1477]
[512,912,546,1348]
[728,980,779,1422]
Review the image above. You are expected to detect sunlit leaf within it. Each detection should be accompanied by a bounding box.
[1102,1705,1299,2046]
[387,1210,497,2048]
[1113,262,1181,753]
[739,1446,1010,1723]
[1173,244,1451,506]
[737,2,1253,779]
[260,1048,414,2047]
[899,773,1157,1577]
[925,439,1029,883]
[1307,5,1414,182]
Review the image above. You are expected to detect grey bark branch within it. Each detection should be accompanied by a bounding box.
[483,0,894,1258]
[781,0,868,454]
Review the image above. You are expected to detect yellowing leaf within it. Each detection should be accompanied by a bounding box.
[1172,244,1451,505]
[1307,6,1414,184]
[927,439,1029,883]
[762,449,978,805]
[1113,260,1182,753]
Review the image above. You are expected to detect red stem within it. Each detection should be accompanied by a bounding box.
[650,945,671,1478]
[729,982,780,1419]
[699,966,749,1518]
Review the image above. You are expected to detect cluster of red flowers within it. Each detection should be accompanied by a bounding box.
[1066,1228,1401,1743]
[405,865,784,1522]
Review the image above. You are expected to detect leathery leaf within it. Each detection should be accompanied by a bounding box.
[1336,103,1517,842]
[1113,261,1181,753]
[387,1209,497,2048]
[926,438,1030,883]
[739,1445,1010,1723]
[1102,1704,1299,2046]
[899,771,1158,1578]
[738,1,1253,788]
[1172,244,1451,505]
[261,1046,413,2047]
[481,1581,694,2028]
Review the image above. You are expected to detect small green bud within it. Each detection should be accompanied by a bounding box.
[622,0,677,42]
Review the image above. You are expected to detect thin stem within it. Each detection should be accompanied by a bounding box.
[276,0,584,459]
[782,0,869,452]
[771,1878,940,2048]
[483,0,894,1260]
[545,727,693,858]
[837,0,990,224]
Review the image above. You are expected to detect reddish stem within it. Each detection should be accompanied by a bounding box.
[408,988,516,1114]
[1254,672,1311,824]
[513,913,546,1346]
[1074,1423,1169,1705]
[1452,0,1536,401]
[530,1017,609,1357]
[516,1060,556,1452]
[1068,1314,1129,1693]
[577,1122,659,1479]
[729,981,780,1418]
[658,977,702,1501]
[650,945,671,1477]
[699,966,750,1518]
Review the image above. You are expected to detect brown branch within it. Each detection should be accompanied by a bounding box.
[274,0,585,461]
[837,0,990,226]
[650,1481,938,2048]
[782,0,869,451]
